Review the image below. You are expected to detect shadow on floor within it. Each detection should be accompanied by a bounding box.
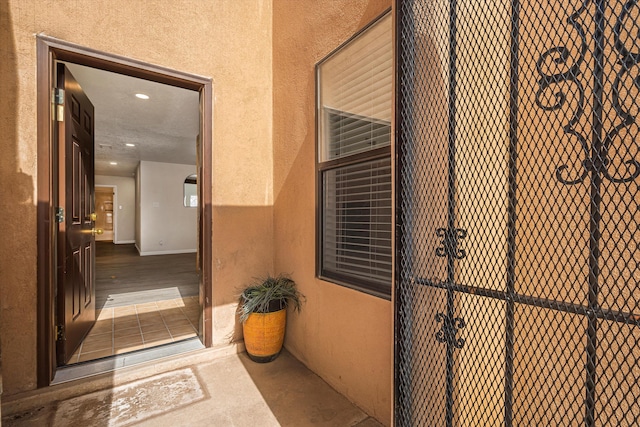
[2,350,384,426]
[238,350,385,427]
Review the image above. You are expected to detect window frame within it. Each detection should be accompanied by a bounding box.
[183,174,198,207]
[315,9,393,299]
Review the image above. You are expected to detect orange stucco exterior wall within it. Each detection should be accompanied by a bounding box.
[0,1,394,423]
[272,1,393,425]
[0,0,274,394]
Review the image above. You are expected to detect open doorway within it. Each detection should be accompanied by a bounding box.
[59,62,202,365]
[95,185,115,242]
[36,35,213,386]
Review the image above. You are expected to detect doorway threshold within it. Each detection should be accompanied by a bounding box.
[52,338,204,385]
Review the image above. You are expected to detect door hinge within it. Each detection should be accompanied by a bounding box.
[55,207,64,223]
[53,88,65,122]
[56,324,65,341]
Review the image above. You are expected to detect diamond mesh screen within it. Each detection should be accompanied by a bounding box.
[395,1,640,426]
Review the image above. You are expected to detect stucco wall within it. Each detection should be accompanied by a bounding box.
[272,1,393,425]
[0,0,273,394]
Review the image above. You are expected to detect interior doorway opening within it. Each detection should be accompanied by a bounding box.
[95,185,115,242]
[58,62,202,366]
[36,35,213,386]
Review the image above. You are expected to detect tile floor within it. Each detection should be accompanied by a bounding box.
[68,296,201,364]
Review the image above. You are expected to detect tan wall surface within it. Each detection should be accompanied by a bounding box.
[272,1,392,425]
[0,0,273,394]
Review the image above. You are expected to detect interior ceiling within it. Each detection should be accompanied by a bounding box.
[63,62,200,178]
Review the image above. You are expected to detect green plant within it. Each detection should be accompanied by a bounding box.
[238,274,304,323]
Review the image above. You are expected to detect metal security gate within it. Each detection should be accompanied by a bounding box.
[395,1,640,425]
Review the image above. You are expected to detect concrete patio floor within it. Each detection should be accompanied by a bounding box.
[1,349,385,426]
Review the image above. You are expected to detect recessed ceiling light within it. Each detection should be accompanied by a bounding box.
[135,93,149,100]
[125,143,136,147]
[110,162,118,165]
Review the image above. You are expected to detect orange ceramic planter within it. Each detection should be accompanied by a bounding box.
[242,308,287,363]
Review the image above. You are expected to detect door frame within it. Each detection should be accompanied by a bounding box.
[95,185,117,242]
[36,34,213,387]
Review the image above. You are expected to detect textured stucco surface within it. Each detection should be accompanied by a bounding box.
[272,1,393,425]
[1,1,394,421]
[0,0,273,394]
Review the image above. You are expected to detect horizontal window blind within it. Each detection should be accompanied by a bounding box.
[322,158,392,290]
[318,13,392,162]
[317,11,392,297]
[327,110,391,159]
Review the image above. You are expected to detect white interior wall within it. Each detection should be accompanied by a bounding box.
[137,160,197,255]
[95,175,136,243]
[135,163,142,249]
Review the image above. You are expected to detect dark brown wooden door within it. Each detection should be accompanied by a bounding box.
[56,64,96,364]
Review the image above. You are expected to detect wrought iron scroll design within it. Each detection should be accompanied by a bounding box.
[433,226,467,350]
[435,312,466,348]
[536,2,640,426]
[435,227,467,259]
[535,0,640,185]
[396,0,640,425]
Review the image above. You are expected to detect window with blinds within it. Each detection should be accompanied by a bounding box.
[316,11,392,297]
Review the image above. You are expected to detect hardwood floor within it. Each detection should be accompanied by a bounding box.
[96,242,199,309]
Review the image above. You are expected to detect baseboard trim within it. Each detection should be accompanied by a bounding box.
[114,240,135,245]
[137,248,197,256]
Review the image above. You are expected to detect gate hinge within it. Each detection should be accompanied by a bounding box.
[55,207,64,223]
[53,88,65,122]
[56,324,65,341]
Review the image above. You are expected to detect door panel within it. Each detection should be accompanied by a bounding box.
[56,63,96,364]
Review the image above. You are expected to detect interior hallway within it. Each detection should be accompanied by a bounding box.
[1,350,385,426]
[96,242,199,309]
